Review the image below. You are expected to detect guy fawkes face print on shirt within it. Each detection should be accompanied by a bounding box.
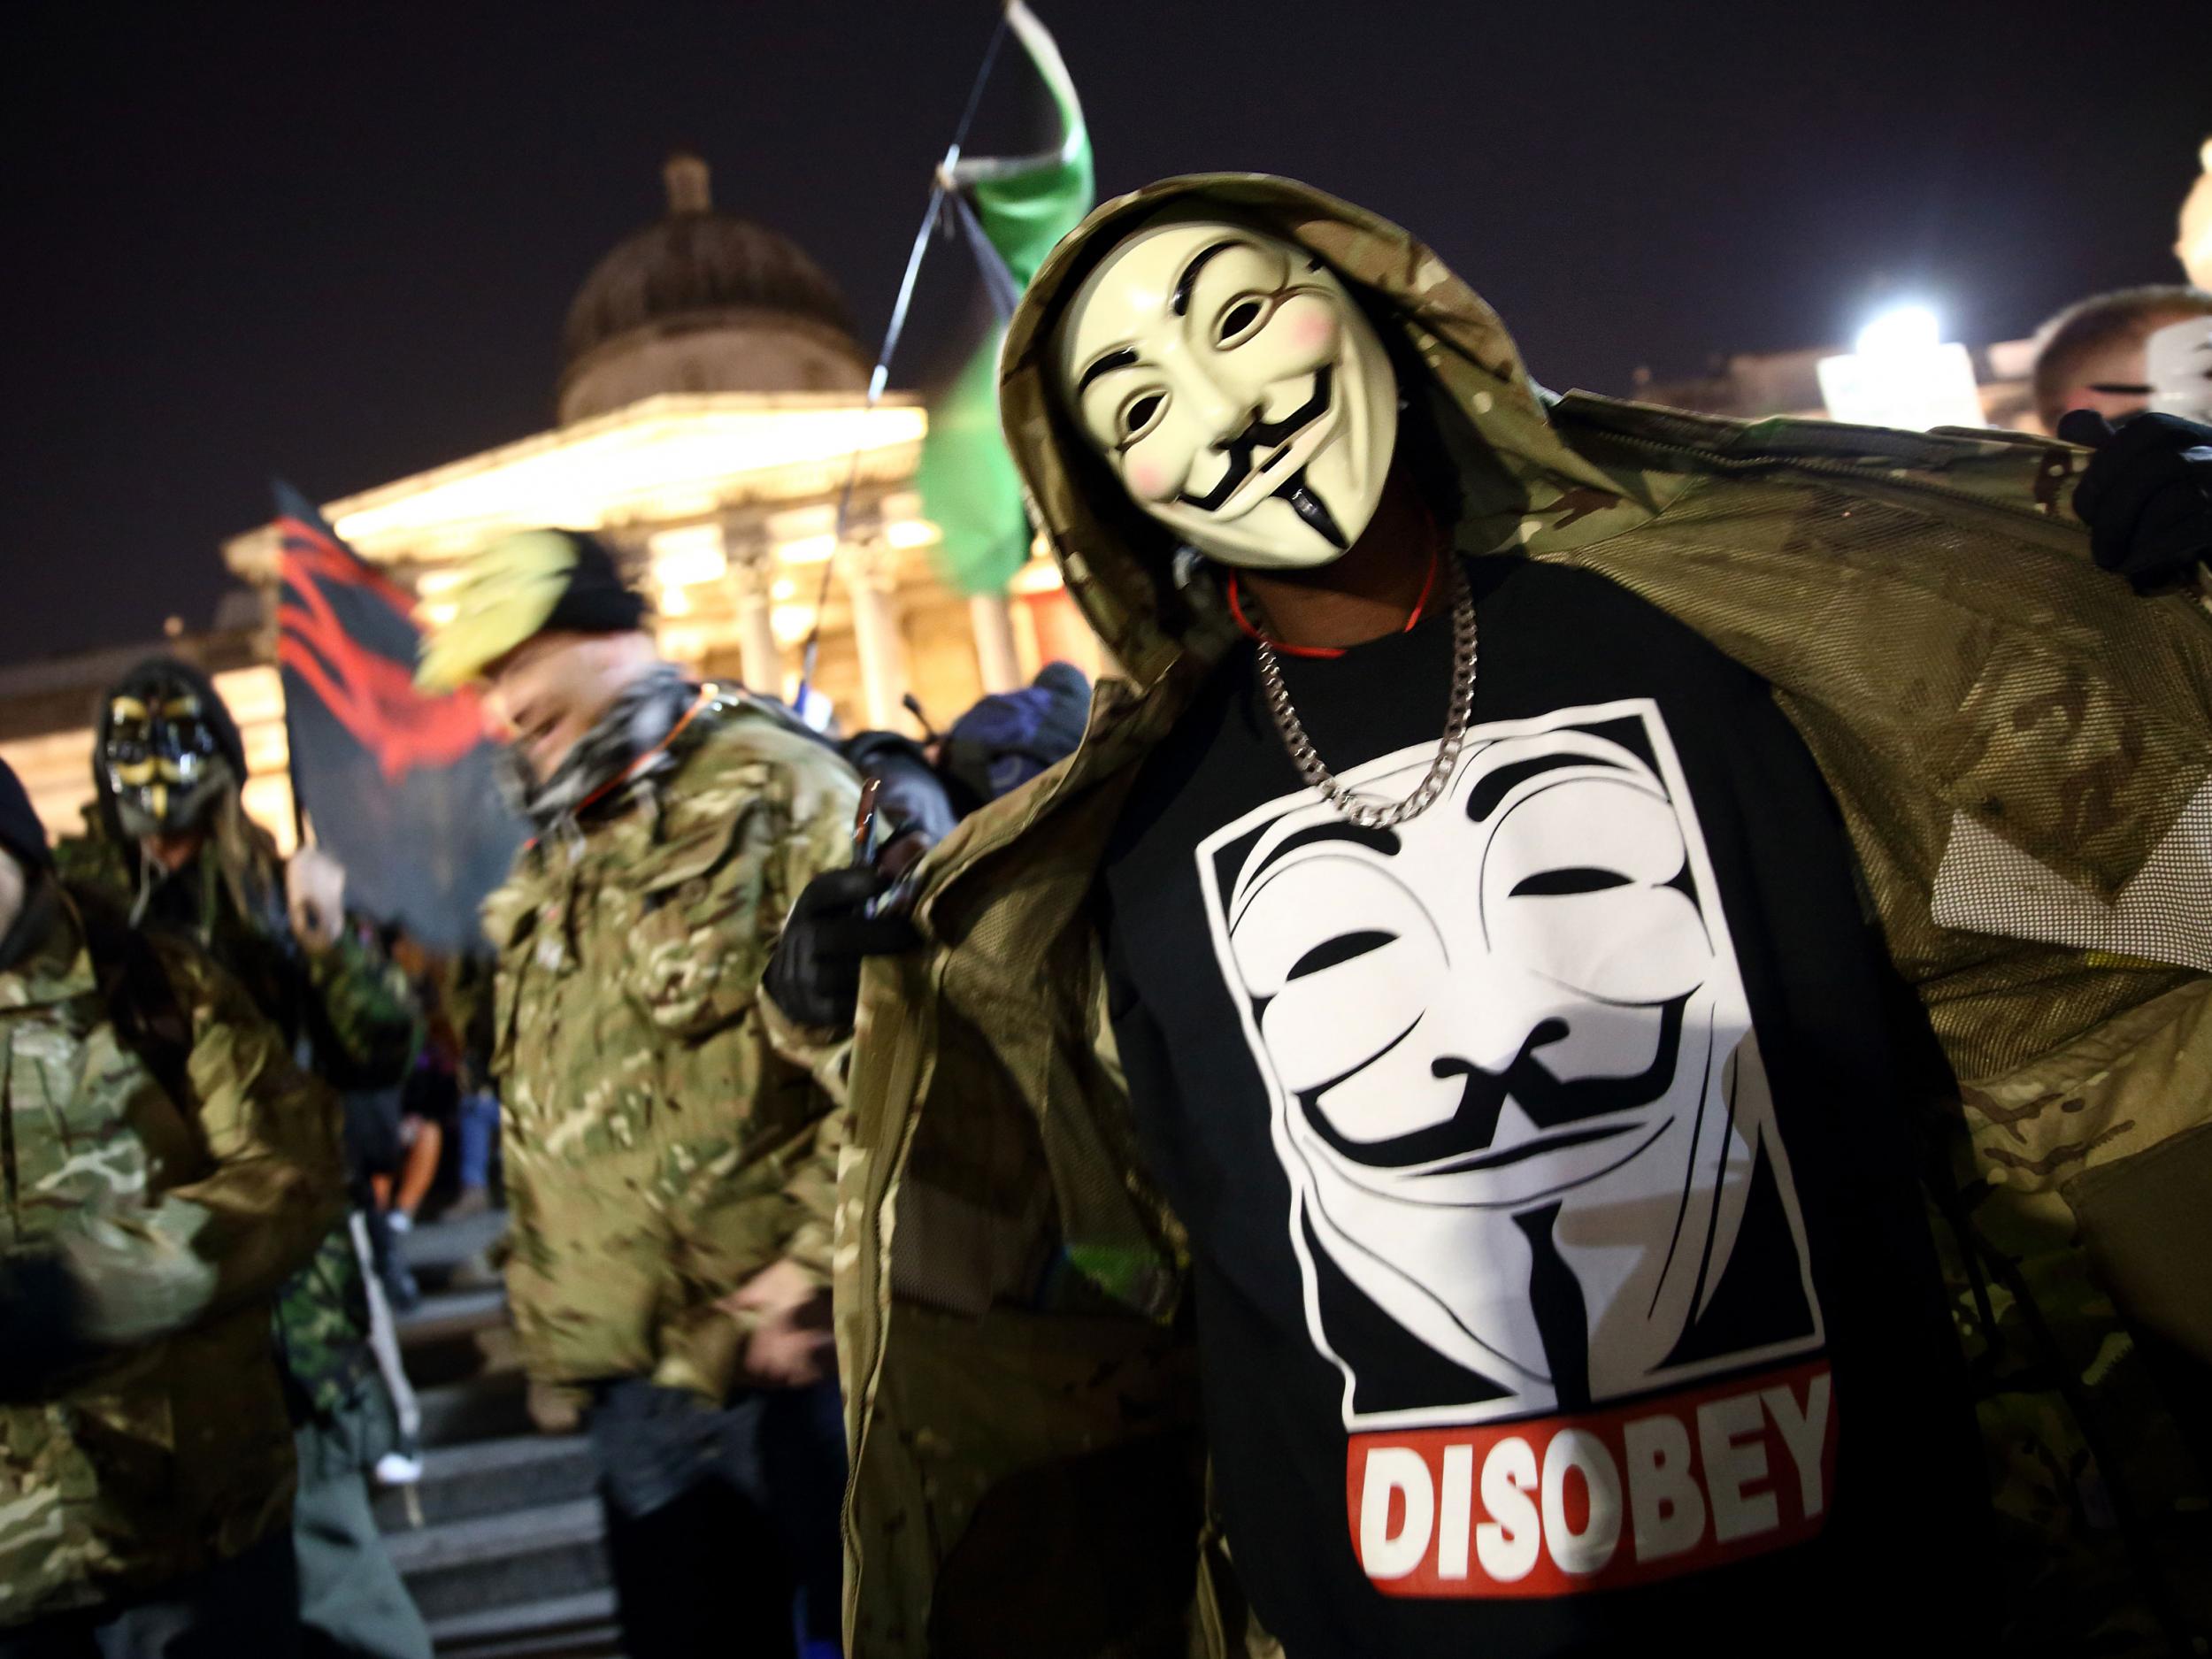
[1197,698,1825,1430]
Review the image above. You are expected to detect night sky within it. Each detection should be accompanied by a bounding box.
[7,0,2208,664]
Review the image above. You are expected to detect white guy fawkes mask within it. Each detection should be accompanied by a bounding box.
[1197,699,1826,1426]
[2146,315,2212,424]
[1056,212,1400,570]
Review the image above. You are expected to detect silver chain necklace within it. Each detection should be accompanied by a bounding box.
[1254,554,1479,829]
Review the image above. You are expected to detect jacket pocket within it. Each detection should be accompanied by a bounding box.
[2063,1119,2212,1371]
[626,821,773,1039]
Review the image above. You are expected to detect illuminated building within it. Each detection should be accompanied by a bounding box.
[1,151,1104,849]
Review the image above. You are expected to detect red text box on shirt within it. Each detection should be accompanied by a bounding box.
[1347,1359,1837,1597]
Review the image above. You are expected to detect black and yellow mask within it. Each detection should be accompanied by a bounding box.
[102,672,234,840]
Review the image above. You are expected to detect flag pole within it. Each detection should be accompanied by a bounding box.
[797,4,1013,710]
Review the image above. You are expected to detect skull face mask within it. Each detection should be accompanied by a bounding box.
[103,677,233,841]
[1056,212,1399,571]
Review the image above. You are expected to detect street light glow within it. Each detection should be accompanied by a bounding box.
[1855,304,1942,357]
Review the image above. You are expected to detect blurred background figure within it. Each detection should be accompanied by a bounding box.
[387,1016,459,1236]
[54,658,433,1659]
[2030,284,2212,432]
[448,1057,502,1222]
[930,660,1092,817]
[418,528,857,1659]
[0,757,340,1659]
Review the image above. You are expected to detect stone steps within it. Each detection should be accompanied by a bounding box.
[374,1434,598,1532]
[384,1497,611,1627]
[415,1366,533,1449]
[377,1213,622,1655]
[426,1590,621,1658]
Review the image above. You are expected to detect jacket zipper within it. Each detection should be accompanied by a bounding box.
[840,956,938,1652]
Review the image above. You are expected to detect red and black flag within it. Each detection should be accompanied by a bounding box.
[274,481,521,949]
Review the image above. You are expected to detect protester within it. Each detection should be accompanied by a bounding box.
[415,527,857,1659]
[0,757,342,1657]
[931,660,1092,816]
[768,176,2212,1656]
[388,1019,459,1233]
[447,1058,501,1222]
[54,658,433,1659]
[2030,283,2212,432]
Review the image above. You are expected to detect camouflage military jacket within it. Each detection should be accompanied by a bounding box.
[0,885,342,1624]
[54,819,419,1425]
[805,176,2212,1656]
[483,691,858,1399]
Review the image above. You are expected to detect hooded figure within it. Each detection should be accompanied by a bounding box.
[56,657,433,1659]
[765,177,2212,1657]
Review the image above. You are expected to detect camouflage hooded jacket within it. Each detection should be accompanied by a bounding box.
[481,689,858,1399]
[54,814,419,1423]
[0,882,342,1624]
[801,177,2212,1657]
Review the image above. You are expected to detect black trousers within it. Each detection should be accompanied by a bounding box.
[0,1525,301,1659]
[589,1376,845,1659]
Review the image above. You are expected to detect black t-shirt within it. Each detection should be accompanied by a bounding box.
[1098,556,1985,1657]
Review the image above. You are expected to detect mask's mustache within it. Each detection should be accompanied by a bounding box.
[1176,365,1334,514]
[1295,995,1691,1171]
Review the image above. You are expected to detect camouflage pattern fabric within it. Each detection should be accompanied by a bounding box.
[0,886,343,1625]
[798,174,2212,1655]
[272,1222,379,1422]
[54,811,419,1435]
[481,691,857,1400]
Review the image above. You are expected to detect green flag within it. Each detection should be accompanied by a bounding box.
[916,2,1093,595]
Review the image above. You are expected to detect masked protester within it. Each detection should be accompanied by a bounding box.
[415,529,857,1659]
[0,757,342,1656]
[53,658,431,1659]
[764,177,2212,1658]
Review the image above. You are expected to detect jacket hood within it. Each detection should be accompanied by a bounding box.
[998,173,1654,688]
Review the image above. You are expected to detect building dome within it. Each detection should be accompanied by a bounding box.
[557,151,871,423]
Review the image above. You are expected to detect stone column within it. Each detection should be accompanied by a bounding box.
[733,557,783,697]
[968,591,1022,694]
[845,551,912,730]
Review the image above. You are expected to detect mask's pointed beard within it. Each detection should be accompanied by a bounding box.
[1274,470,1348,549]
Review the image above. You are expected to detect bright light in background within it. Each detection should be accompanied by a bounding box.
[648,523,728,588]
[883,519,941,550]
[777,534,837,565]
[1819,301,1985,432]
[1855,304,1941,357]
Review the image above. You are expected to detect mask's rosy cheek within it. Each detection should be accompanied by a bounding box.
[1122,438,1183,503]
[1270,293,1340,370]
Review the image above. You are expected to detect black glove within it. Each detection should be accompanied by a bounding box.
[2061,410,2212,594]
[764,866,921,1035]
[0,1248,96,1403]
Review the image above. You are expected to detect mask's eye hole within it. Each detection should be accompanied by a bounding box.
[1118,390,1167,443]
[1509,866,1634,897]
[1214,294,1274,349]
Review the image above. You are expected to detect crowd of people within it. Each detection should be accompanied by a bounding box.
[2,173,2209,1659]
